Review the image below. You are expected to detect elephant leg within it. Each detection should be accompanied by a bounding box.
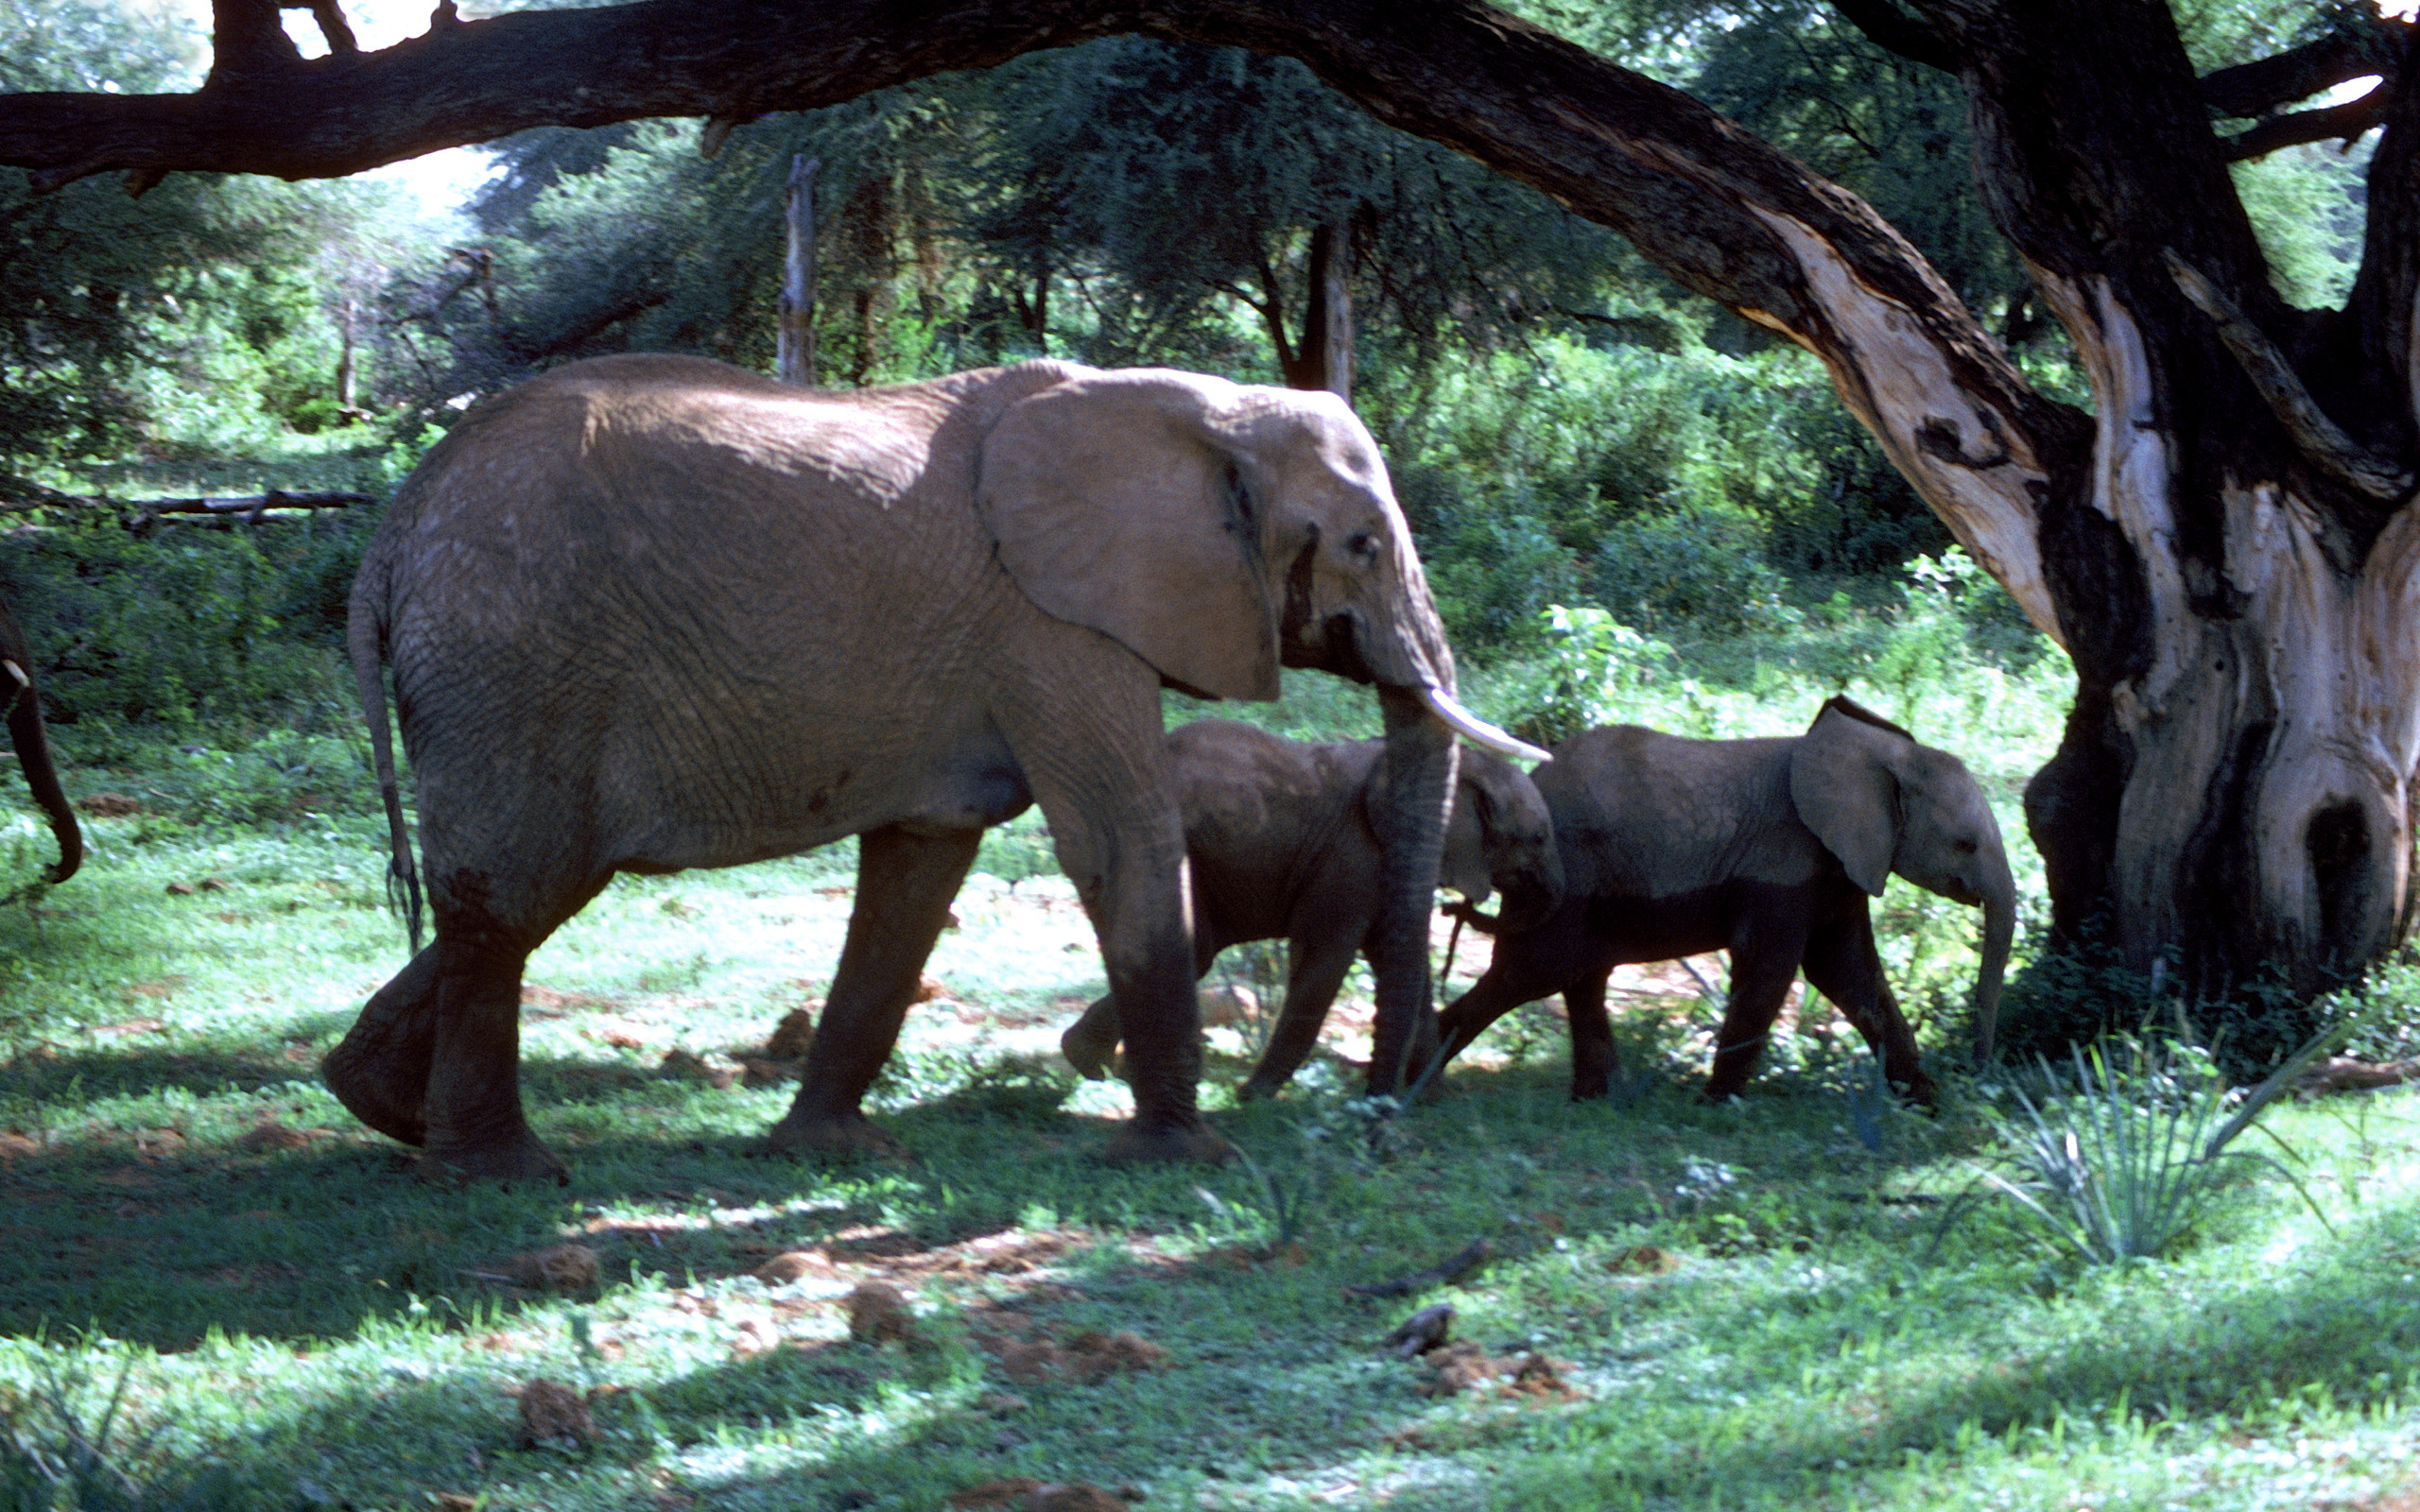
[1238,932,1359,1101]
[1564,964,1618,1101]
[1702,906,1811,1104]
[773,823,983,1159]
[420,931,564,1185]
[322,943,442,1145]
[1802,910,1936,1108]
[1062,900,1225,1081]
[1061,992,1122,1080]
[1431,907,1593,1072]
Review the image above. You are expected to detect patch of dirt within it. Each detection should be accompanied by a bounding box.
[75,793,142,816]
[90,1015,167,1034]
[579,1017,659,1050]
[233,1120,332,1153]
[1606,1245,1682,1276]
[163,878,228,897]
[0,1131,41,1163]
[1418,1342,1579,1400]
[947,1479,1132,1511]
[513,1378,595,1449]
[474,1243,600,1292]
[655,1048,737,1090]
[971,1320,1167,1384]
[520,984,617,1014]
[753,1249,838,1285]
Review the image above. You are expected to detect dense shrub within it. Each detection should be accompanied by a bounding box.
[0,510,377,758]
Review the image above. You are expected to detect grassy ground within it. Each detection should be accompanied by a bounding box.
[3,665,2419,1509]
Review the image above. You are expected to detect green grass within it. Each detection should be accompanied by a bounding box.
[2,658,2419,1509]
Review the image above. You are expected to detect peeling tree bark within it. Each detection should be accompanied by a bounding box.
[4,0,2417,1006]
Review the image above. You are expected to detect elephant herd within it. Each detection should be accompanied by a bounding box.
[3,353,2015,1183]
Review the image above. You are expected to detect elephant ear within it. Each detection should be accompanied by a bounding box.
[1789,698,1907,897]
[979,369,1280,701]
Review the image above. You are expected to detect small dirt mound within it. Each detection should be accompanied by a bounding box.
[514,1378,595,1449]
[763,1007,816,1058]
[845,1280,919,1345]
[75,793,142,817]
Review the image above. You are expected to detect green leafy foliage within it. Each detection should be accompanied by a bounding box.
[1974,1037,2279,1265]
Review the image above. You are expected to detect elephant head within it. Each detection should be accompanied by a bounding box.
[980,369,1543,1094]
[1404,745,1563,936]
[0,591,79,885]
[1789,696,2014,1063]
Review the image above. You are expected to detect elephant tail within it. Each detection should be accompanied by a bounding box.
[349,567,422,954]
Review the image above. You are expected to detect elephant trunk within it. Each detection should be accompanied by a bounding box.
[7,673,80,885]
[1974,870,2014,1067]
[1368,682,1457,1096]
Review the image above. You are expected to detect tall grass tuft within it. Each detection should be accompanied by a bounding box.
[0,1361,242,1510]
[1973,1019,2342,1265]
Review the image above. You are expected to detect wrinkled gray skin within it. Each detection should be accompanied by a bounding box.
[1435,697,2014,1107]
[1060,719,1561,1099]
[328,353,1473,1182]
[0,592,80,885]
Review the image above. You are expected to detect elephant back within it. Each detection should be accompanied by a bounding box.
[1540,724,1809,900]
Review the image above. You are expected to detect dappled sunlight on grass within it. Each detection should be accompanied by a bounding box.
[5,691,2420,1509]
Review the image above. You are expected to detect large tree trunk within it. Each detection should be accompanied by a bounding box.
[6,0,2417,1006]
[1938,1,2420,998]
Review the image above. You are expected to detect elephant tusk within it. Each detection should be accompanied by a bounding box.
[3,660,25,691]
[1417,684,1550,764]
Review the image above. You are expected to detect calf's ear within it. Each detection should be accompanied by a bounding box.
[1789,704,1905,897]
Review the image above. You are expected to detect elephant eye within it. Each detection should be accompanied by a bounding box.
[1954,838,1978,853]
[1344,530,1379,562]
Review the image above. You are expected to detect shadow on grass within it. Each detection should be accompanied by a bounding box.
[31,1177,2420,1512]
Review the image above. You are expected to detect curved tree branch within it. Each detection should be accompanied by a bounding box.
[2223,80,2393,162]
[0,0,2086,628]
[2201,12,2409,119]
[2163,247,2414,502]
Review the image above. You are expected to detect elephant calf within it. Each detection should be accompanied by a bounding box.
[1434,697,2014,1107]
[1061,719,1560,1098]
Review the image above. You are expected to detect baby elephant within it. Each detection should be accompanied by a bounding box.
[1434,697,2014,1107]
[1061,718,1561,1099]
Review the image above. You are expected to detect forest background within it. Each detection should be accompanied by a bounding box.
[0,0,2385,1059]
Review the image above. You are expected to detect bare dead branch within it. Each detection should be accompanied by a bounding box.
[2222,80,2393,162]
[2164,247,2414,501]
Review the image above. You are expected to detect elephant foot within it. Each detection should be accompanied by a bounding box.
[321,1036,429,1147]
[767,1108,911,1161]
[418,1127,568,1187]
[1101,1114,1234,1166]
[1894,1070,1940,1112]
[1234,1074,1283,1102]
[1060,1020,1119,1081]
[323,949,441,1145]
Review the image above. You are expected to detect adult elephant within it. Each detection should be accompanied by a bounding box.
[327,352,1539,1182]
[0,591,80,885]
[1058,718,1562,1100]
[1433,697,2014,1108]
